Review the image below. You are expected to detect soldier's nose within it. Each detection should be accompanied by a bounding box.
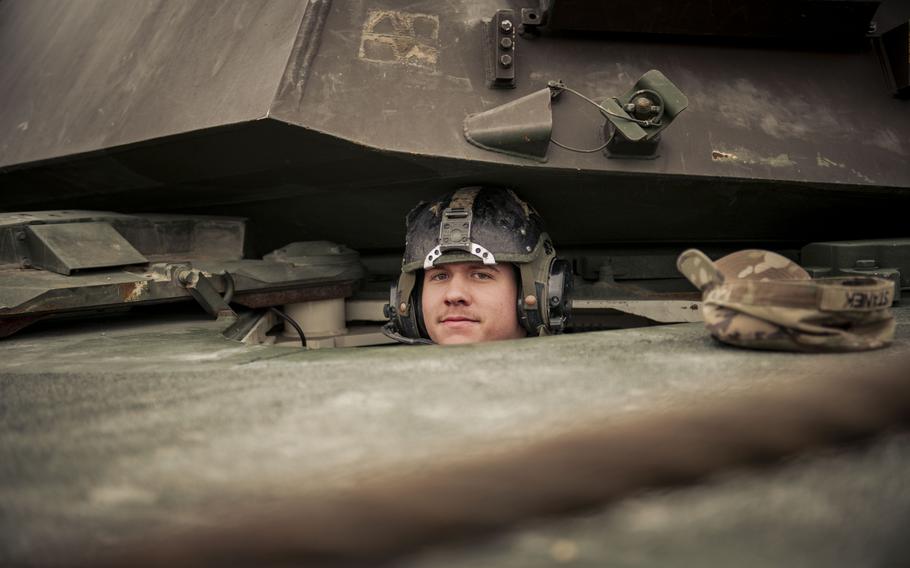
[443,278,470,305]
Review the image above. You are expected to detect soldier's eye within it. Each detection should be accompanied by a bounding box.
[473,272,493,280]
[429,272,447,281]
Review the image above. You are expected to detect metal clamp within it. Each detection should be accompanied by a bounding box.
[175,267,236,319]
[488,9,516,88]
[424,243,496,269]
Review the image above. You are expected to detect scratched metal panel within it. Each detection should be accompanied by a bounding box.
[0,0,307,167]
[271,0,910,189]
[0,0,908,252]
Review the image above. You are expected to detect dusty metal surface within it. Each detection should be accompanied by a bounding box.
[1,308,908,566]
[0,0,307,166]
[1,1,909,255]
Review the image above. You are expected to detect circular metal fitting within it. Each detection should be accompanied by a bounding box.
[500,37,513,49]
[500,19,513,33]
[500,54,512,68]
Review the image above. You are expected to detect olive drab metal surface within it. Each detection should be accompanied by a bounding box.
[3,2,910,566]
[1,0,909,255]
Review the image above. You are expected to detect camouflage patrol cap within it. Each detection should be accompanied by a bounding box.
[677,249,896,352]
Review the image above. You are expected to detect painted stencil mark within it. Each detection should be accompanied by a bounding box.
[359,10,439,71]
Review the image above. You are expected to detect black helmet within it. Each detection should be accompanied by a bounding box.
[384,187,571,343]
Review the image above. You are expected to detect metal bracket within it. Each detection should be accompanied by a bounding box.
[487,9,516,88]
[439,205,473,249]
[176,267,236,319]
[602,70,688,159]
[423,201,498,268]
[519,7,546,36]
[423,243,496,269]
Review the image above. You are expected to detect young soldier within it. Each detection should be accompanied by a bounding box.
[384,187,570,345]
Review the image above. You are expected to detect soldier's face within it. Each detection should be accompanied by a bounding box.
[421,262,526,345]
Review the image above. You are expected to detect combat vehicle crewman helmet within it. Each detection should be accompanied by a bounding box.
[384,187,571,344]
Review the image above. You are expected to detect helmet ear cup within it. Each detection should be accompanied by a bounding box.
[387,274,431,341]
[516,257,573,335]
[413,274,430,340]
[545,258,573,333]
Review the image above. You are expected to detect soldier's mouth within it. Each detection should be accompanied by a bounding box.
[441,316,479,326]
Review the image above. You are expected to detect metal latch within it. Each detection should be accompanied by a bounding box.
[175,267,236,319]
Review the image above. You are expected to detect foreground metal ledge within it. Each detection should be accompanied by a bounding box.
[1,310,909,566]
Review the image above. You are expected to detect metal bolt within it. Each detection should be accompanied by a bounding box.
[500,54,512,68]
[500,37,513,49]
[633,96,656,119]
[500,19,513,33]
[550,296,560,306]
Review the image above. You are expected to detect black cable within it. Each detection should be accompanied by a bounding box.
[381,322,434,345]
[549,138,608,153]
[219,271,305,348]
[547,81,661,154]
[269,307,307,348]
[554,82,659,127]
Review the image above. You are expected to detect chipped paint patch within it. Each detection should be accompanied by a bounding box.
[359,10,439,71]
[713,79,838,141]
[712,150,737,161]
[120,280,149,302]
[89,484,157,506]
[850,169,875,184]
[816,154,874,182]
[866,128,906,156]
[711,148,795,167]
[817,154,845,168]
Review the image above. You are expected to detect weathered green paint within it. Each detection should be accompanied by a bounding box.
[1,309,908,565]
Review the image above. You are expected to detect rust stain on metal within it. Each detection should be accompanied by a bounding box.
[232,282,355,309]
[359,10,439,70]
[712,150,736,161]
[120,281,149,302]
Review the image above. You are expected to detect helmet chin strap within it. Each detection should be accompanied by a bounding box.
[423,243,496,269]
[381,322,434,345]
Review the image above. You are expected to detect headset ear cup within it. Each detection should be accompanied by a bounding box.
[413,275,430,340]
[546,258,572,333]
